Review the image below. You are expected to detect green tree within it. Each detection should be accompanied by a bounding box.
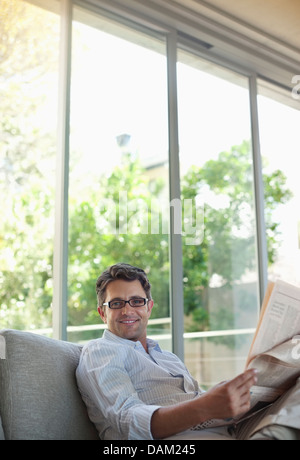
[67,152,170,329]
[181,140,292,335]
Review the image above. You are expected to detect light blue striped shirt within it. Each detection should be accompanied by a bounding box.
[76,329,202,440]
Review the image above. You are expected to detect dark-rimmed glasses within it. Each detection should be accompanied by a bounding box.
[103,298,148,310]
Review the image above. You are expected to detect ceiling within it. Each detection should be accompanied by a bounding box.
[174,0,300,52]
[37,0,300,56]
[110,0,299,100]
[82,0,300,61]
[35,0,299,100]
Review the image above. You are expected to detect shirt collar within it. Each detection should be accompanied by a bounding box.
[102,329,162,353]
[146,337,162,353]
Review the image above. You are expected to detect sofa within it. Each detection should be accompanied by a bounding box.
[1,328,300,441]
[0,328,99,440]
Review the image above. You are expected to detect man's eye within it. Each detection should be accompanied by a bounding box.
[111,301,122,307]
[132,299,143,305]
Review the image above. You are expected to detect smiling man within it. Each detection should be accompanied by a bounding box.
[76,263,257,440]
[99,277,153,349]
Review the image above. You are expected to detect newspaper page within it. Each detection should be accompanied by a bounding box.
[248,337,300,394]
[247,280,300,366]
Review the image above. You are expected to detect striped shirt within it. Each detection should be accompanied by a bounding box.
[76,329,202,440]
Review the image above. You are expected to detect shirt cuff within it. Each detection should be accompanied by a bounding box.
[129,404,161,440]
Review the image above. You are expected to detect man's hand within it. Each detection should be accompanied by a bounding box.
[198,368,258,419]
[151,368,258,439]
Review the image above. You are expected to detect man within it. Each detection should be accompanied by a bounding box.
[76,262,257,440]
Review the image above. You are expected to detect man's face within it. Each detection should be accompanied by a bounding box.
[98,279,154,350]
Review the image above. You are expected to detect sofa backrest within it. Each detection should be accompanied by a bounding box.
[0,329,99,440]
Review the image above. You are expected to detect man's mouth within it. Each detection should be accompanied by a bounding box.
[119,319,138,324]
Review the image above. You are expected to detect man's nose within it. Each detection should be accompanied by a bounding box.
[121,302,131,314]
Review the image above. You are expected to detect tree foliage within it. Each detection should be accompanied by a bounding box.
[180,140,292,335]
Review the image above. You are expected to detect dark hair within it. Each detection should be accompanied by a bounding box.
[96,263,152,306]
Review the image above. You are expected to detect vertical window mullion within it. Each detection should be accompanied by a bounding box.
[167,29,184,360]
[249,74,268,304]
[53,0,72,340]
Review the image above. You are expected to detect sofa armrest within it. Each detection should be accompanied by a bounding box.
[0,329,99,440]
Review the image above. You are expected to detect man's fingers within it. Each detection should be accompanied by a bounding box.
[233,368,258,391]
[230,370,258,416]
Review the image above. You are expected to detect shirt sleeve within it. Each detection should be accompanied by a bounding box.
[76,341,161,440]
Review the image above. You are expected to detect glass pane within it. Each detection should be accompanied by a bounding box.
[177,52,260,386]
[0,0,59,333]
[258,80,300,286]
[68,9,170,345]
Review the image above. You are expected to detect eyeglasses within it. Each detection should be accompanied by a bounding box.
[103,298,148,310]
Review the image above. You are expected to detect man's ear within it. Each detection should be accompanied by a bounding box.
[98,305,107,323]
[147,299,154,316]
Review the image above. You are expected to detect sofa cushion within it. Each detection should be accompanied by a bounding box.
[0,329,99,440]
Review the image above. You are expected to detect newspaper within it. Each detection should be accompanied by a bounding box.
[245,280,300,405]
[237,280,300,438]
[248,338,300,400]
[194,280,300,437]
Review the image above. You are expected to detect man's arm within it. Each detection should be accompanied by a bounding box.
[151,368,258,439]
[76,342,160,440]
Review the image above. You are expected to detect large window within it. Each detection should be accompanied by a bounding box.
[0,0,59,332]
[177,54,260,384]
[1,0,299,387]
[258,81,300,286]
[67,8,171,345]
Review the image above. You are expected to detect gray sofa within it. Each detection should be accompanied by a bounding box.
[1,328,300,441]
[0,328,99,440]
